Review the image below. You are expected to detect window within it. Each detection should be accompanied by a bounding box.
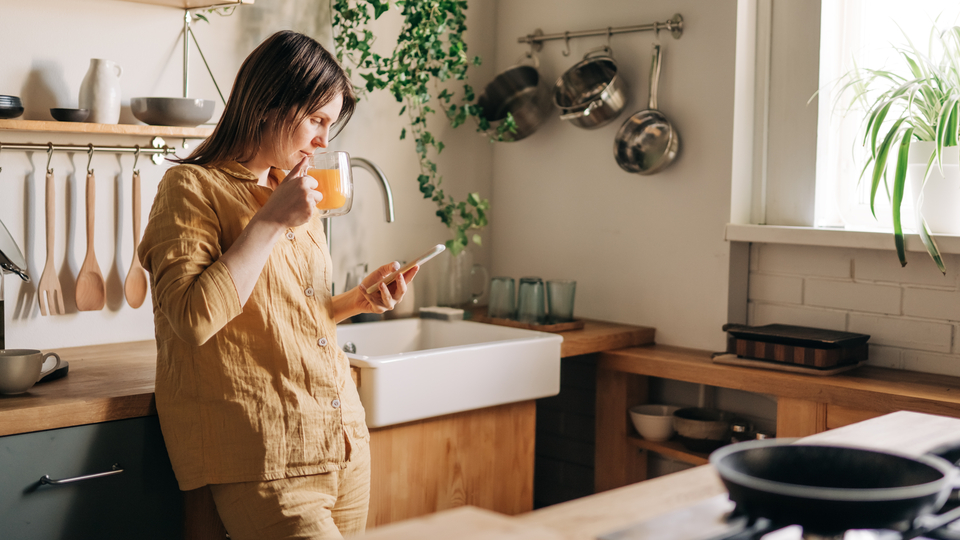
[814,0,960,231]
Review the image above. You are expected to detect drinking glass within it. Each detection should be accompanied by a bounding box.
[487,277,515,319]
[547,280,577,323]
[516,276,545,325]
[308,151,354,217]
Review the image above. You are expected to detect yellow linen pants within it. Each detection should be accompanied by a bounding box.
[209,443,371,540]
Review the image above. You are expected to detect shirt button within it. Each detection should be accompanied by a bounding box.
[318,337,328,347]
[286,230,295,240]
[332,399,341,408]
[305,287,315,297]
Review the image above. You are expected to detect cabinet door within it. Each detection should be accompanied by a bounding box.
[0,416,183,540]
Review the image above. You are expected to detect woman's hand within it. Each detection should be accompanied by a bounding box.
[357,262,420,314]
[257,156,322,229]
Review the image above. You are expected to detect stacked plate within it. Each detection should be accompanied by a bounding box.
[0,95,23,119]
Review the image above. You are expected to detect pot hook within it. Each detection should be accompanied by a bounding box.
[85,144,95,175]
[562,31,571,57]
[45,143,54,174]
[132,145,141,175]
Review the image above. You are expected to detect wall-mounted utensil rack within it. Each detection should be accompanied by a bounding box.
[518,13,683,52]
[1,138,178,166]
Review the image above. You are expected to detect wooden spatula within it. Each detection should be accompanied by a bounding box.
[75,170,105,311]
[124,169,148,308]
[37,170,65,316]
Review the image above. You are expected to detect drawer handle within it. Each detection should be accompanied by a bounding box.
[39,463,124,486]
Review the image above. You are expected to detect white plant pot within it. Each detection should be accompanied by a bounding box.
[907,141,960,235]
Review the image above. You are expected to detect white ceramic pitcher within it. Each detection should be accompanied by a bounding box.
[79,59,123,124]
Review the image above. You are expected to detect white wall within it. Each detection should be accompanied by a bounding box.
[490,0,739,349]
[0,0,496,348]
[749,243,960,375]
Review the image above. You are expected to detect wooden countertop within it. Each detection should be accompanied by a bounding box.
[0,319,650,437]
[354,411,960,540]
[0,340,158,437]
[599,344,960,417]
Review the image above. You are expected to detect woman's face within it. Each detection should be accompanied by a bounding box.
[274,93,344,170]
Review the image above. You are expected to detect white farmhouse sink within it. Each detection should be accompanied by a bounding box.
[336,318,562,428]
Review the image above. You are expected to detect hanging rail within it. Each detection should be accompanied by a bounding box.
[0,137,177,165]
[518,14,683,51]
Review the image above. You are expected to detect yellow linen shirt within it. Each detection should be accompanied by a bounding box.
[138,161,368,491]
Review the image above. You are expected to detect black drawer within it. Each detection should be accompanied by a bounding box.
[0,416,183,540]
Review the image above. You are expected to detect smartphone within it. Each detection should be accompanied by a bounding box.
[364,244,446,294]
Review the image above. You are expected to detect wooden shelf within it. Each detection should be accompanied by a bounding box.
[625,434,709,466]
[117,0,251,9]
[0,119,213,139]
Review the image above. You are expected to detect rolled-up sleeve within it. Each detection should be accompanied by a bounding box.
[139,166,243,346]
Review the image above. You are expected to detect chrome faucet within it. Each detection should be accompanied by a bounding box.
[324,157,396,293]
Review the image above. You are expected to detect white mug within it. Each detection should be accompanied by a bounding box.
[0,349,62,394]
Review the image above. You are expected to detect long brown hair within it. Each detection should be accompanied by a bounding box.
[176,30,356,166]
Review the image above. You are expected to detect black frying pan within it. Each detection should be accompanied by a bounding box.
[710,438,960,535]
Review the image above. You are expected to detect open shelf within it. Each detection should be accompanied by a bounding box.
[0,119,213,139]
[118,0,251,9]
[626,434,710,466]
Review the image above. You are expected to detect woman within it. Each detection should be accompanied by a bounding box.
[138,30,415,539]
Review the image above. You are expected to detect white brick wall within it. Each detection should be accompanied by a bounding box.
[748,243,959,375]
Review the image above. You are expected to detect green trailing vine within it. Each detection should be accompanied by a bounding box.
[331,0,516,256]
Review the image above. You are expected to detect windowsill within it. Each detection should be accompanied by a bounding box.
[725,223,960,255]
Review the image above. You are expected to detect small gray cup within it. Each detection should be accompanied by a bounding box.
[487,276,516,319]
[516,276,546,325]
[0,349,62,395]
[547,280,577,323]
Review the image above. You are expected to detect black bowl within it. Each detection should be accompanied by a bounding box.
[0,95,21,105]
[50,108,90,122]
[0,106,24,119]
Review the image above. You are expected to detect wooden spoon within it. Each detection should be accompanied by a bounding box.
[75,170,105,311]
[124,170,148,308]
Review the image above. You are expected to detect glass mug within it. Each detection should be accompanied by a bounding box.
[516,276,546,325]
[487,276,516,319]
[308,151,354,217]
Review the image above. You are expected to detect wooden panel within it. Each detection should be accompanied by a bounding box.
[776,397,826,437]
[599,345,960,418]
[594,369,647,493]
[367,401,536,528]
[0,119,212,138]
[0,340,159,436]
[354,506,563,540]
[183,486,227,540]
[625,435,709,466]
[826,405,883,430]
[558,321,654,358]
[517,465,727,540]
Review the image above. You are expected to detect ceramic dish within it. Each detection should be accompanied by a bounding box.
[0,106,24,119]
[131,97,215,127]
[50,108,90,122]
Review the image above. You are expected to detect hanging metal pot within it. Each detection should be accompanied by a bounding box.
[614,44,680,175]
[476,54,553,142]
[554,46,628,130]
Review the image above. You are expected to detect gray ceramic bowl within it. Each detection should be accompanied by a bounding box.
[673,407,735,452]
[131,97,215,127]
[50,108,90,122]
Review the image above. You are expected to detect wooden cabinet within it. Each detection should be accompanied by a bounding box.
[0,416,183,540]
[594,344,960,492]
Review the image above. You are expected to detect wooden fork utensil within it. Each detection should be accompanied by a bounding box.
[37,170,65,316]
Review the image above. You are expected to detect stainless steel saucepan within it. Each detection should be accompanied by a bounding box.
[554,46,628,130]
[476,54,553,142]
[613,44,679,174]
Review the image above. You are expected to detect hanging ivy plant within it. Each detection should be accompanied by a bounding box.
[331,0,515,256]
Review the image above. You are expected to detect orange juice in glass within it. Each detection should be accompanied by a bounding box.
[308,151,353,217]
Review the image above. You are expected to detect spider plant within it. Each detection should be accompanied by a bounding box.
[837,24,960,274]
